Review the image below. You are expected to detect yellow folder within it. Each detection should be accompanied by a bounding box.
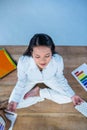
[0,48,17,78]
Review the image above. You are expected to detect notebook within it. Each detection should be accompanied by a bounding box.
[0,48,17,78]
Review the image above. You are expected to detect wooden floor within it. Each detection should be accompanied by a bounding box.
[0,46,87,130]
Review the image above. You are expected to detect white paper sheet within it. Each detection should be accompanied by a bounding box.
[71,63,87,91]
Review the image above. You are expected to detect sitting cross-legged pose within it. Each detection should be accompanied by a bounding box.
[7,33,83,112]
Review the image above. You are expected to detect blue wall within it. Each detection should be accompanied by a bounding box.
[0,0,87,45]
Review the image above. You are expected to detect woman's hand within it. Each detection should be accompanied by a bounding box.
[71,95,84,106]
[7,101,18,112]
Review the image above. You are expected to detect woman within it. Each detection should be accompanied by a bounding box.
[7,33,83,112]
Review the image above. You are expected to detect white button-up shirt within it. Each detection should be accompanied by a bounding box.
[9,54,75,103]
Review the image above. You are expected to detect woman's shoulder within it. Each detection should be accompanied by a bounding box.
[18,55,31,66]
[17,55,32,70]
[53,53,63,62]
[52,54,64,69]
[19,55,30,62]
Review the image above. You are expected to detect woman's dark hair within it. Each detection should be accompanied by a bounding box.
[23,33,56,56]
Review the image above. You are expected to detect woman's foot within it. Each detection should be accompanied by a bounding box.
[24,86,40,99]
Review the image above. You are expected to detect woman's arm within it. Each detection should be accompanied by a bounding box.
[9,56,28,102]
[55,54,83,105]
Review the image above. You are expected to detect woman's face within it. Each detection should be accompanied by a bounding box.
[32,46,52,70]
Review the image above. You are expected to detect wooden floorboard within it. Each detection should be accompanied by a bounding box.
[0,46,87,130]
[14,115,87,130]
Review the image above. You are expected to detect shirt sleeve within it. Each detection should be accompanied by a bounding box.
[54,54,75,98]
[9,56,29,103]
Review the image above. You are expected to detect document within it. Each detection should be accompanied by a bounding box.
[71,63,87,91]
